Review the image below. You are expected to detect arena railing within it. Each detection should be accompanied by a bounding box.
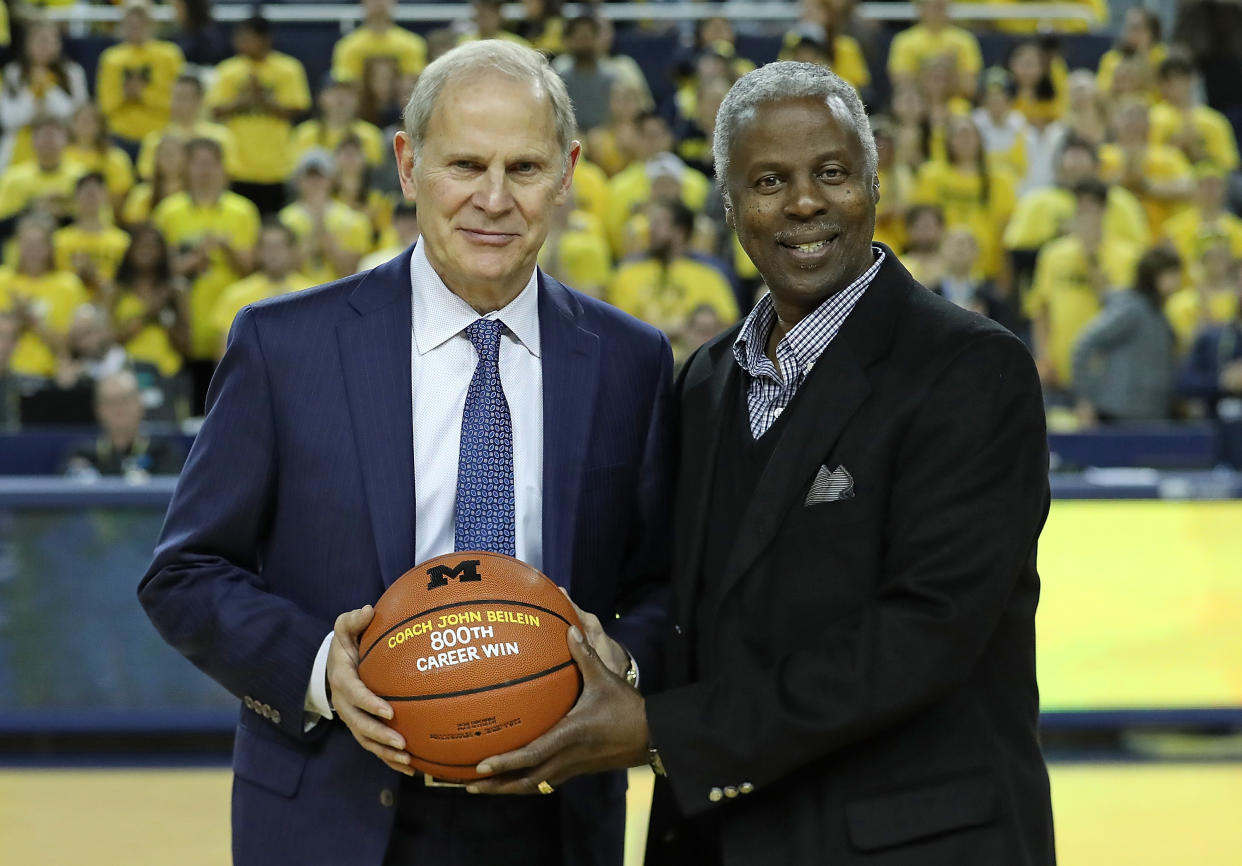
[39,3,1102,33]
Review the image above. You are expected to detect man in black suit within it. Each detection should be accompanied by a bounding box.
[472,61,1055,865]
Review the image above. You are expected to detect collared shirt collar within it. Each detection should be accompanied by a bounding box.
[733,245,885,382]
[409,238,541,358]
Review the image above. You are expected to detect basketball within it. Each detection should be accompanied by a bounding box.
[357,551,583,781]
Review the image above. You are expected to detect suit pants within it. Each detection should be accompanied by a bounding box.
[383,775,561,866]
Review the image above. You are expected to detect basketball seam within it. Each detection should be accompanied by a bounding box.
[359,599,574,664]
[376,659,576,702]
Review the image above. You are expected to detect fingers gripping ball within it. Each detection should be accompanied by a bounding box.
[358,552,583,782]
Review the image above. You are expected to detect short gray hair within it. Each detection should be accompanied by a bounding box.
[402,40,576,169]
[712,61,877,196]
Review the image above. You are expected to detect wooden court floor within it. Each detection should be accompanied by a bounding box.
[2,763,1239,864]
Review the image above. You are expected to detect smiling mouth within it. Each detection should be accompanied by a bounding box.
[783,238,833,252]
[461,228,518,245]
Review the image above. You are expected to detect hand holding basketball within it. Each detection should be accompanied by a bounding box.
[327,604,415,776]
[466,625,651,795]
[558,589,630,678]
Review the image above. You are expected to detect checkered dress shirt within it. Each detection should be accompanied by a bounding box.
[733,246,885,439]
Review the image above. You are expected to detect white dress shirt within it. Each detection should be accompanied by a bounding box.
[305,241,544,721]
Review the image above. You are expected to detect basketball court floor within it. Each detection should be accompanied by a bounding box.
[2,763,1239,863]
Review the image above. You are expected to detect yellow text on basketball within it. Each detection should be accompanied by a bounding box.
[486,610,541,627]
[387,619,433,649]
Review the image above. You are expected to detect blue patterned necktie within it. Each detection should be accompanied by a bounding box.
[454,318,516,556]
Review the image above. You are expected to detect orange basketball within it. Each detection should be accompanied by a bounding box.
[357,551,582,782]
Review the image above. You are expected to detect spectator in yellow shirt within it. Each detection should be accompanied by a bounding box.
[53,173,131,290]
[1026,179,1142,391]
[95,1,185,147]
[64,103,136,206]
[1008,39,1067,129]
[608,198,738,336]
[151,136,260,407]
[361,200,419,270]
[778,13,870,93]
[1097,7,1166,97]
[135,74,236,181]
[210,220,313,354]
[0,115,84,222]
[587,80,644,178]
[0,20,89,170]
[0,213,90,377]
[331,134,393,247]
[292,75,385,168]
[1100,100,1193,238]
[331,0,427,83]
[207,16,311,214]
[1165,238,1240,351]
[539,196,611,299]
[109,222,191,378]
[123,134,187,226]
[912,113,1017,280]
[1162,164,1242,284]
[888,0,982,99]
[509,0,565,56]
[900,203,947,288]
[871,117,914,252]
[972,67,1029,183]
[278,150,372,284]
[1151,53,1240,172]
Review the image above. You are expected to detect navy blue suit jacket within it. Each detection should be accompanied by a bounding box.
[139,246,674,865]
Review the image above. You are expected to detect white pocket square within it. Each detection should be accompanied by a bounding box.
[805,464,855,505]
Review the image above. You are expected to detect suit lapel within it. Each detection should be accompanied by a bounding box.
[672,332,740,629]
[337,248,416,587]
[538,275,599,593]
[710,252,911,606]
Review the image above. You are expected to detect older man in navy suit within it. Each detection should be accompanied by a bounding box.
[139,41,673,866]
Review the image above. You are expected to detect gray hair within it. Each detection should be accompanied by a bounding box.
[402,40,577,169]
[712,61,877,197]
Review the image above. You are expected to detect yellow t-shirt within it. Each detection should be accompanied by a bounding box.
[95,39,185,141]
[152,190,261,358]
[206,52,312,184]
[291,119,386,167]
[121,183,158,225]
[1026,235,1142,384]
[278,200,373,282]
[1149,103,1241,172]
[210,271,315,348]
[1165,287,1240,351]
[911,160,1017,277]
[62,145,135,200]
[874,164,915,253]
[608,256,738,334]
[1097,45,1167,96]
[53,224,131,282]
[1162,207,1242,280]
[605,162,711,256]
[0,268,90,376]
[331,24,427,81]
[113,291,184,377]
[0,159,87,220]
[136,121,238,180]
[538,212,612,296]
[1099,143,1193,238]
[887,24,982,83]
[571,159,611,235]
[1004,185,1149,251]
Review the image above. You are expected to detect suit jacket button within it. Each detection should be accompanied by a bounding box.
[380,788,395,807]
[244,696,254,709]
[739,782,754,795]
[708,787,723,803]
[724,786,738,799]
[674,624,683,635]
[271,709,282,725]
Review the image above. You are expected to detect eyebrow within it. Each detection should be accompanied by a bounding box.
[747,151,854,173]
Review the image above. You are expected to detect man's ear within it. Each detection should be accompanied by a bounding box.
[722,193,734,229]
[394,131,418,203]
[872,173,881,204]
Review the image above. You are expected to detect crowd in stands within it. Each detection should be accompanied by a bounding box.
[3,0,1242,476]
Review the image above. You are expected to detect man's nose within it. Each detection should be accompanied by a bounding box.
[784,174,828,220]
[473,167,515,216]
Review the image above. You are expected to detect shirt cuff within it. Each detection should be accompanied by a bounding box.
[303,631,335,728]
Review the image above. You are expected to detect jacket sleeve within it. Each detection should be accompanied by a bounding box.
[645,332,1049,816]
[137,306,330,741]
[605,331,675,691]
[1071,299,1139,395]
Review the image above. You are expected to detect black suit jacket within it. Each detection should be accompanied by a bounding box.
[645,249,1055,865]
